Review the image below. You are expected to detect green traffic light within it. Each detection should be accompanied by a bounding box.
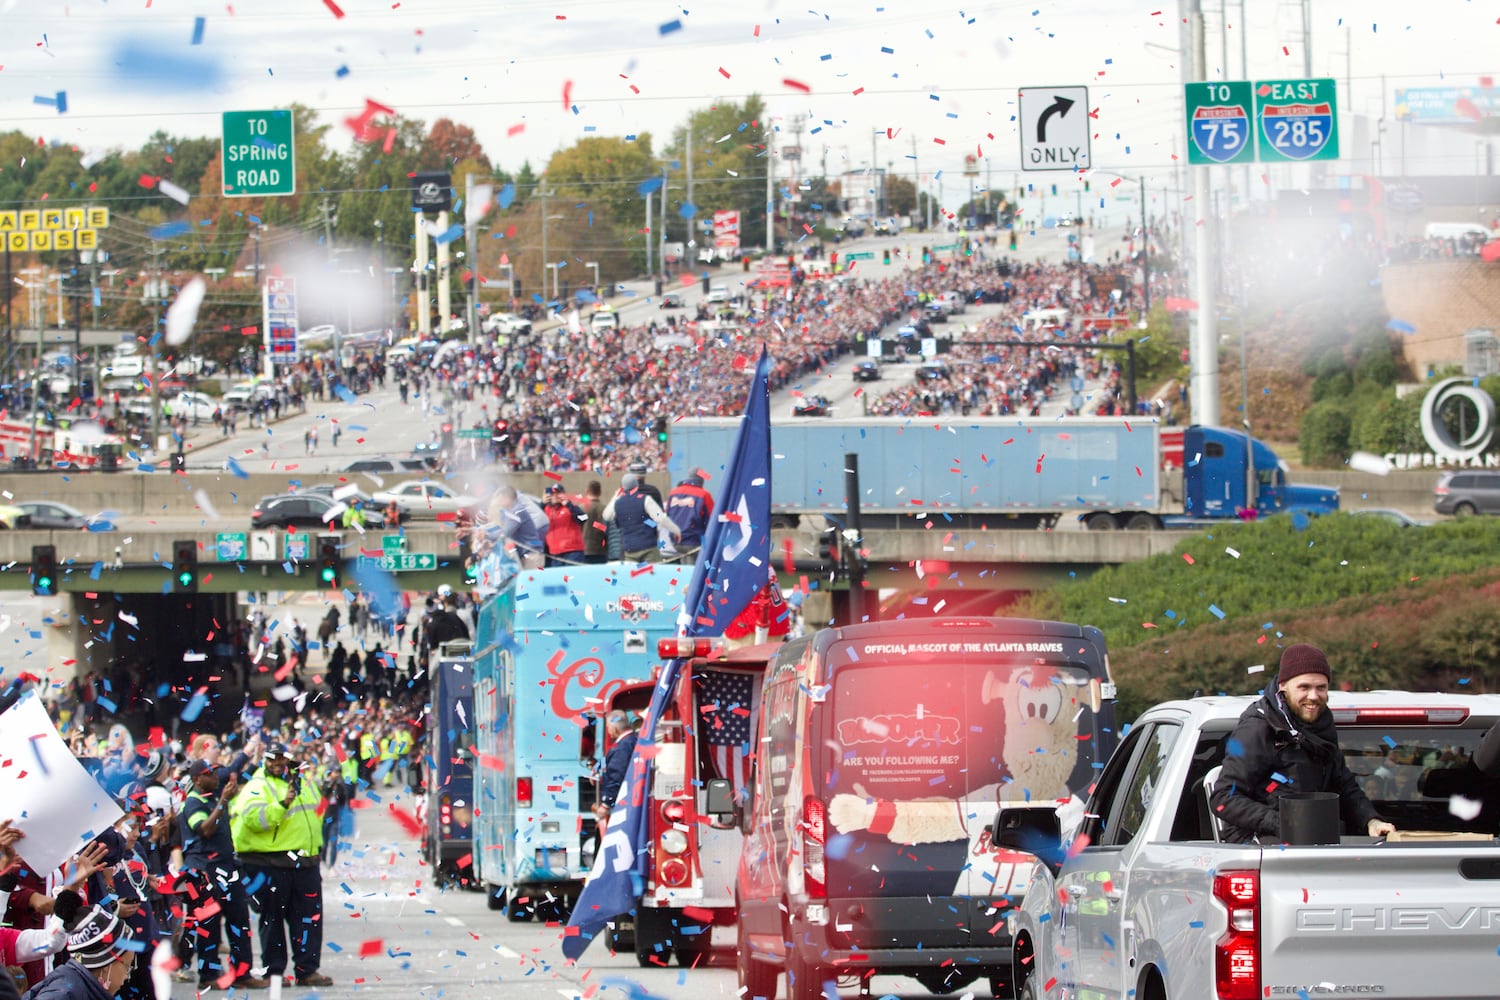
[177,571,193,587]
[36,576,52,590]
[580,432,593,444]
[321,567,336,583]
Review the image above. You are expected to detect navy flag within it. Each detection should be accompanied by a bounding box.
[561,346,773,961]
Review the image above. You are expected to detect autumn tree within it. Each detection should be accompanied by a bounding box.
[659,96,771,250]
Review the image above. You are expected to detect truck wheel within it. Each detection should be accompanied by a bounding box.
[606,919,635,954]
[787,950,827,1000]
[1123,513,1159,531]
[505,893,533,922]
[485,885,506,911]
[1018,975,1041,1000]
[635,908,673,968]
[1455,502,1478,517]
[675,933,711,967]
[1084,512,1119,531]
[737,934,778,1000]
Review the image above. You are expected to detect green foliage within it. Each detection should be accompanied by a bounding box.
[1349,391,1424,455]
[660,96,770,248]
[1299,400,1351,465]
[1014,515,1500,718]
[1103,307,1186,392]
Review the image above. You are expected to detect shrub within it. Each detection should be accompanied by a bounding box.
[1299,400,1351,465]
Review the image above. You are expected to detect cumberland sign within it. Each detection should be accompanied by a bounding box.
[1382,378,1500,469]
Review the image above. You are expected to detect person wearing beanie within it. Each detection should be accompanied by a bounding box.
[20,899,136,1000]
[602,470,679,563]
[1210,643,1396,843]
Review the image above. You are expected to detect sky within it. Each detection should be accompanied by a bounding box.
[0,0,1495,202]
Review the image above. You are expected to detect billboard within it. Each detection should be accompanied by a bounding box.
[713,209,740,252]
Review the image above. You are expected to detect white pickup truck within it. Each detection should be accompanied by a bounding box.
[995,692,1500,1000]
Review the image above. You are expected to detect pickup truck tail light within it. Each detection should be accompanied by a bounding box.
[516,776,533,808]
[802,796,827,899]
[1213,869,1259,1000]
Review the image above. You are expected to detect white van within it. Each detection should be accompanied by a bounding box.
[589,309,619,333]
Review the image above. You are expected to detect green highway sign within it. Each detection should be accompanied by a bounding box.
[932,243,958,251]
[378,553,437,572]
[1254,78,1338,163]
[1184,81,1255,165]
[216,532,247,561]
[382,534,408,556]
[457,428,490,439]
[285,532,310,562]
[222,110,296,197]
[843,251,875,260]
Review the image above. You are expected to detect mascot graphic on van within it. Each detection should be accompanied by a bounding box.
[826,665,1089,896]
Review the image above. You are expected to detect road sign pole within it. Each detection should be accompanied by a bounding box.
[1189,0,1219,428]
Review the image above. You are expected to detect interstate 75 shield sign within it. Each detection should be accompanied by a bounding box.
[1255,78,1339,162]
[1185,82,1254,165]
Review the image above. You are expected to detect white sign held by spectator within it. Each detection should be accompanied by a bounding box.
[0,696,124,874]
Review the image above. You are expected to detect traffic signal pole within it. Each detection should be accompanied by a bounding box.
[844,452,869,624]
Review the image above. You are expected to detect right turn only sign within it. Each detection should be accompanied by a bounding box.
[1019,86,1090,171]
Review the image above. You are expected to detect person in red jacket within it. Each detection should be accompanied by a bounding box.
[542,484,587,566]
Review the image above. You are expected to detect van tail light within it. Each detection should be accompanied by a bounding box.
[517,777,533,808]
[440,795,452,835]
[1435,485,1449,495]
[802,796,827,899]
[1213,869,1259,1000]
[657,637,726,659]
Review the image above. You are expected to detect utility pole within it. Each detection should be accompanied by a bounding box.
[659,165,668,284]
[147,246,165,451]
[685,125,695,229]
[765,120,775,256]
[539,179,551,309]
[870,129,880,217]
[1190,0,1219,427]
[464,172,479,346]
[645,187,654,279]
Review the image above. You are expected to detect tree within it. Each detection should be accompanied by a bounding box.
[422,119,491,173]
[885,176,916,216]
[659,97,770,250]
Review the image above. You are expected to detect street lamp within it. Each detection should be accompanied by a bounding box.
[544,262,561,299]
[585,262,600,297]
[495,263,515,301]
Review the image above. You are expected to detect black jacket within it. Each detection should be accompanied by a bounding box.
[22,962,112,1000]
[1210,688,1379,843]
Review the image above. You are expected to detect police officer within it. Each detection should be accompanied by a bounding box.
[179,760,264,990]
[228,745,331,988]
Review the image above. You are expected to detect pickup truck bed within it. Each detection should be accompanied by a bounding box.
[1001,692,1500,1000]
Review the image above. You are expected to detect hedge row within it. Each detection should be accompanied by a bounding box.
[1012,514,1500,718]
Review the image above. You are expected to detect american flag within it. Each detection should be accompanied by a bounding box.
[697,668,759,793]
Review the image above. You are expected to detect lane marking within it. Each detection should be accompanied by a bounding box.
[496,946,521,959]
[443,916,464,927]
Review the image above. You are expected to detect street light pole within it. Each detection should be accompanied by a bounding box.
[585,262,600,297]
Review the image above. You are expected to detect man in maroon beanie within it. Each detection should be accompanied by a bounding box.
[1210,643,1396,843]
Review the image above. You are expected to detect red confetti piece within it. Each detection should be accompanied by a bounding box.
[718,67,731,78]
[138,174,158,189]
[562,80,573,110]
[323,0,345,16]
[933,137,946,145]
[852,87,865,95]
[1182,553,1195,565]
[753,25,760,36]
[783,78,810,93]
[507,122,525,137]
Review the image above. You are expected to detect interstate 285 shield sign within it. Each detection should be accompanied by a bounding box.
[1255,78,1339,163]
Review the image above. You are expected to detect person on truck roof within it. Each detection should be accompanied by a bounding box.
[1211,644,1396,843]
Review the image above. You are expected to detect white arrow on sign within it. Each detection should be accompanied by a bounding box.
[1019,85,1091,172]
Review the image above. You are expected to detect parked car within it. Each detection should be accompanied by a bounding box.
[1350,508,1430,527]
[222,380,275,411]
[249,493,342,529]
[915,362,951,384]
[791,395,833,417]
[372,480,479,517]
[162,391,218,422]
[483,312,533,336]
[852,360,882,382]
[15,501,116,532]
[1434,469,1500,516]
[659,292,685,310]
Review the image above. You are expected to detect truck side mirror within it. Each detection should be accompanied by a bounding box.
[705,778,735,817]
[990,805,1065,877]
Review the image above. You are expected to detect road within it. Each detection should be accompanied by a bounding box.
[313,785,940,1000]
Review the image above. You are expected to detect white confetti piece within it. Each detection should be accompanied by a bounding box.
[164,277,205,346]
[1225,546,1240,558]
[157,178,191,205]
[1450,794,1482,821]
[1348,451,1393,476]
[1247,664,1264,674]
[194,488,219,520]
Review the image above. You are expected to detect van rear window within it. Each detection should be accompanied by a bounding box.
[820,643,1103,804]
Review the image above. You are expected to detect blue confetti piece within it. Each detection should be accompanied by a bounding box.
[637,176,664,196]
[498,182,515,209]
[335,65,350,78]
[433,223,464,245]
[659,19,682,34]
[191,17,206,45]
[226,457,249,478]
[1208,604,1225,620]
[333,384,357,403]
[149,222,192,240]
[180,689,208,722]
[1382,735,1397,749]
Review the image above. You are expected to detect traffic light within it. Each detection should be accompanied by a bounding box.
[316,534,341,590]
[817,528,840,579]
[1009,230,1018,251]
[922,246,931,265]
[171,540,198,594]
[30,545,58,596]
[654,416,669,443]
[579,413,593,445]
[440,422,454,450]
[460,536,477,587]
[882,248,891,265]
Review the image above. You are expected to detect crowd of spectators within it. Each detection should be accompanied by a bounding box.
[0,586,461,998]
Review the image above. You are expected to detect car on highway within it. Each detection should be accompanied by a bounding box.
[589,309,619,333]
[937,290,967,314]
[483,312,533,336]
[1434,469,1500,517]
[791,395,833,417]
[705,284,730,304]
[341,458,431,474]
[659,292,685,309]
[852,360,882,382]
[222,380,276,411]
[915,362,952,384]
[250,493,344,529]
[873,219,899,236]
[15,501,117,532]
[371,481,479,517]
[1351,508,1430,527]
